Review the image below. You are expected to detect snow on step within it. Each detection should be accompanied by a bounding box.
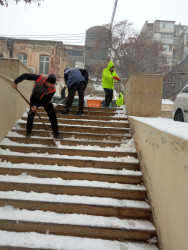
[7,129,131,142]
[0,191,149,209]
[0,161,142,176]
[0,148,139,163]
[0,205,155,231]
[0,230,159,250]
[0,175,145,190]
[57,117,129,123]
[1,137,136,152]
[17,119,129,130]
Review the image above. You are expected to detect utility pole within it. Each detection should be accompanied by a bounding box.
[109,0,118,58]
[110,0,118,32]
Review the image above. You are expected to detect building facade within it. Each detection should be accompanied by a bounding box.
[0,37,73,94]
[64,44,85,69]
[0,25,111,87]
[141,20,188,67]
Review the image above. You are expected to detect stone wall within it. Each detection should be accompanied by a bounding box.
[129,117,188,250]
[124,74,163,117]
[0,59,34,141]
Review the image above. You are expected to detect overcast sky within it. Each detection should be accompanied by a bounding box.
[0,0,188,44]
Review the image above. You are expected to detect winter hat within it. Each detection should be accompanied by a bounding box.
[47,74,56,84]
[64,67,70,72]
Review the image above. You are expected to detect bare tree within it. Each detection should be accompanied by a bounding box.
[109,20,169,77]
[0,0,43,7]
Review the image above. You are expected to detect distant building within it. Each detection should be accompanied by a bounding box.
[0,37,73,94]
[64,44,84,68]
[85,26,110,76]
[0,25,111,92]
[163,55,188,100]
[64,26,110,77]
[141,20,188,67]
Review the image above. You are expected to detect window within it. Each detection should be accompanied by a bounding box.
[39,55,49,74]
[0,54,3,58]
[185,46,188,53]
[182,86,188,93]
[66,49,83,56]
[173,39,179,45]
[163,44,172,51]
[93,51,106,60]
[161,34,173,40]
[173,49,178,57]
[18,53,27,65]
[175,28,179,35]
[160,22,173,29]
[166,56,173,63]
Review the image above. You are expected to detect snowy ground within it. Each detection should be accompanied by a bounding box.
[131,116,188,141]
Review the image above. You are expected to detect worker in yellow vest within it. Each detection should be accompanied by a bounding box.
[116,92,124,107]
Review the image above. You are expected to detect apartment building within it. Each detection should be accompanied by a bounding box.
[141,20,188,66]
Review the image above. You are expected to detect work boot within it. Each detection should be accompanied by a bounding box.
[54,134,63,140]
[76,111,83,116]
[26,131,31,138]
[61,110,69,115]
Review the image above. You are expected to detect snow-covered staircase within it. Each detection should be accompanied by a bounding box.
[0,105,158,250]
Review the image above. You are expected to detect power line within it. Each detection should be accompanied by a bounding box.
[0,29,111,47]
[109,0,118,55]
[0,32,109,39]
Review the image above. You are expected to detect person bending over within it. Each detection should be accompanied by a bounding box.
[62,67,89,116]
[12,73,62,139]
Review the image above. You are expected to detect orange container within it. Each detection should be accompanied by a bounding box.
[87,99,101,108]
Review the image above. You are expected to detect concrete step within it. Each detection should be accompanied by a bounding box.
[0,231,159,250]
[55,109,125,117]
[17,122,131,135]
[12,129,131,141]
[0,191,151,219]
[21,116,129,128]
[0,206,156,241]
[45,111,128,121]
[0,162,142,184]
[6,136,122,148]
[0,175,147,200]
[55,105,123,113]
[0,154,140,170]
[0,144,137,158]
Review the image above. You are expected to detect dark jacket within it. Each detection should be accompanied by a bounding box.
[64,68,89,89]
[14,73,56,108]
[61,86,66,99]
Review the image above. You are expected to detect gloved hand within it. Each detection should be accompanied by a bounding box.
[113,76,121,81]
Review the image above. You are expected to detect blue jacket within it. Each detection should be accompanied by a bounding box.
[64,68,88,89]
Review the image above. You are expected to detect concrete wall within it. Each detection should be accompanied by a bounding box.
[0,59,33,141]
[124,74,163,117]
[129,117,188,250]
[161,103,173,118]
